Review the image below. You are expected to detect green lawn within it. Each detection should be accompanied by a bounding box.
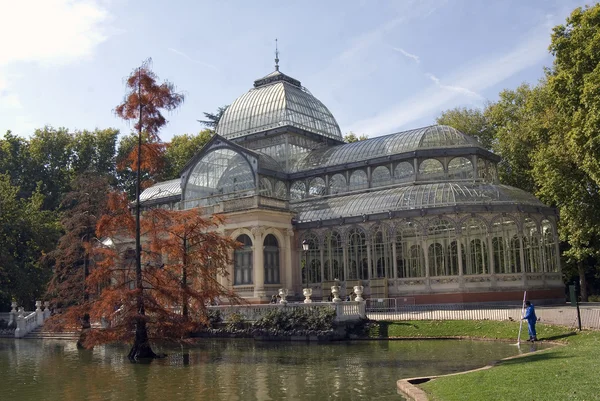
[372,320,600,401]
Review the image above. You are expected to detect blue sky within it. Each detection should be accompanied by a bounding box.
[0,0,592,141]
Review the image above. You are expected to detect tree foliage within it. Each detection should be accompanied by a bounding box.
[45,174,110,310]
[436,106,495,150]
[198,105,229,131]
[162,130,213,180]
[0,175,60,309]
[343,132,368,143]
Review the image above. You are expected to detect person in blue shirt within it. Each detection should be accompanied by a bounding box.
[523,301,538,341]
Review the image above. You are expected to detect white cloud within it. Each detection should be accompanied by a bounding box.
[347,19,554,136]
[426,73,483,99]
[0,0,110,133]
[393,47,420,64]
[0,0,110,66]
[168,48,220,73]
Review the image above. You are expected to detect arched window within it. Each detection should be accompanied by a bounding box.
[234,235,253,285]
[523,218,541,273]
[273,181,287,200]
[372,226,391,278]
[492,237,505,274]
[477,158,488,181]
[347,228,368,279]
[349,170,368,191]
[371,166,392,188]
[396,221,425,278]
[542,220,558,272]
[324,231,343,281]
[490,217,521,274]
[263,234,280,284]
[418,159,444,181]
[308,177,326,197]
[461,218,489,275]
[394,162,414,183]
[428,243,445,276]
[428,219,457,276]
[447,241,463,276]
[510,235,522,273]
[290,181,306,200]
[258,177,273,197]
[301,233,321,284]
[183,148,255,208]
[448,157,473,180]
[329,174,346,195]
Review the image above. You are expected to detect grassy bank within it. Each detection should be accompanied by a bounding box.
[375,321,600,401]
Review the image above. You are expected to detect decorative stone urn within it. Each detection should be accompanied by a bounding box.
[331,285,341,303]
[353,285,364,302]
[303,288,313,303]
[278,288,288,305]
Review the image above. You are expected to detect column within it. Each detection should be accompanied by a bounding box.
[284,229,294,295]
[251,226,266,299]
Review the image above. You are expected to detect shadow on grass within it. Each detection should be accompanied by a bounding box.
[540,332,577,341]
[497,350,566,366]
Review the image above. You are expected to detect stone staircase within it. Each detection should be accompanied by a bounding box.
[23,326,81,340]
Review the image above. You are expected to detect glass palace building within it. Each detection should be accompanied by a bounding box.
[141,66,563,304]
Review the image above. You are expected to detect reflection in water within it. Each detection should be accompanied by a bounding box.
[0,339,549,401]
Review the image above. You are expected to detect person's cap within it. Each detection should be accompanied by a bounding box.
[525,301,531,305]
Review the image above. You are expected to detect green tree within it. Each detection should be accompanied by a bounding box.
[343,132,368,143]
[162,130,213,179]
[0,175,60,309]
[198,105,228,131]
[436,106,495,150]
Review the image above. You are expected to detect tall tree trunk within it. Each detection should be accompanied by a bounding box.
[130,73,155,361]
[578,260,588,302]
[182,237,188,318]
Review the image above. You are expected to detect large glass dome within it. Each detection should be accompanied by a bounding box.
[216,70,342,141]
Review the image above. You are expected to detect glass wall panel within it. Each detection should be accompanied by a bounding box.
[394,162,414,183]
[371,166,392,188]
[462,218,489,274]
[448,157,473,180]
[329,174,346,195]
[184,148,256,208]
[349,170,368,191]
[301,233,321,284]
[258,177,273,197]
[428,219,457,276]
[396,222,425,278]
[477,158,488,181]
[234,235,253,285]
[523,218,541,272]
[372,226,392,278]
[490,217,521,273]
[347,228,368,280]
[273,181,287,199]
[263,234,280,284]
[418,159,445,181]
[308,177,326,197]
[542,220,558,272]
[324,231,343,281]
[290,181,306,200]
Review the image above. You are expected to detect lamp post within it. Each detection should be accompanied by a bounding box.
[302,239,312,303]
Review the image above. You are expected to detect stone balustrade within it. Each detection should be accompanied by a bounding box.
[6,301,52,338]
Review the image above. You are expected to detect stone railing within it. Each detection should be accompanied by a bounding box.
[209,300,366,323]
[8,301,52,338]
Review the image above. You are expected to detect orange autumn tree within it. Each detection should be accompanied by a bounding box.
[113,59,183,360]
[81,192,240,352]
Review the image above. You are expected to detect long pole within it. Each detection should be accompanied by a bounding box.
[516,290,527,344]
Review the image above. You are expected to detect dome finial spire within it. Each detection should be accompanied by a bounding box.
[274,38,280,71]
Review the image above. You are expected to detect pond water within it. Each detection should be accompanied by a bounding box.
[1,339,547,400]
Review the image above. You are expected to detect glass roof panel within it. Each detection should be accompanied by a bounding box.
[292,183,546,222]
[292,125,484,172]
[140,179,181,203]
